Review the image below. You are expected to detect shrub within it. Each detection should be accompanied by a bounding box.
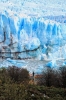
[7,66,29,83]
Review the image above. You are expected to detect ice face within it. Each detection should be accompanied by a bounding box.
[0,14,66,67]
[0,0,66,73]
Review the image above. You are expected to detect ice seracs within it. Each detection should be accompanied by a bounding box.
[0,13,66,61]
[0,0,66,72]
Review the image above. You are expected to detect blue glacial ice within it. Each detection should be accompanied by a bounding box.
[0,0,66,73]
[0,14,66,71]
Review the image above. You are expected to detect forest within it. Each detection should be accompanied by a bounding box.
[0,66,66,100]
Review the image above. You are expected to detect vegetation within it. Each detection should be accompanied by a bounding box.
[0,84,66,100]
[0,66,66,100]
[38,66,66,88]
[7,66,29,83]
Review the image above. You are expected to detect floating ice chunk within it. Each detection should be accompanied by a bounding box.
[46,60,57,68]
[7,58,26,67]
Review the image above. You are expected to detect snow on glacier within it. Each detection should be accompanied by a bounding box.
[0,0,66,73]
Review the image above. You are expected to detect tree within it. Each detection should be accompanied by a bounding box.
[60,66,66,88]
[40,68,62,87]
[19,68,29,83]
[0,67,11,84]
[7,66,20,82]
[7,66,29,83]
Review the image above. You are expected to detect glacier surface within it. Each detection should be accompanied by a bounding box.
[0,0,66,73]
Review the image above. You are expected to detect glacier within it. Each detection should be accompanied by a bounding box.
[0,0,66,73]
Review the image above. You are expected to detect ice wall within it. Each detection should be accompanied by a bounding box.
[0,14,66,61]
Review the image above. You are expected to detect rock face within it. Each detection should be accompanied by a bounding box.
[0,14,66,61]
